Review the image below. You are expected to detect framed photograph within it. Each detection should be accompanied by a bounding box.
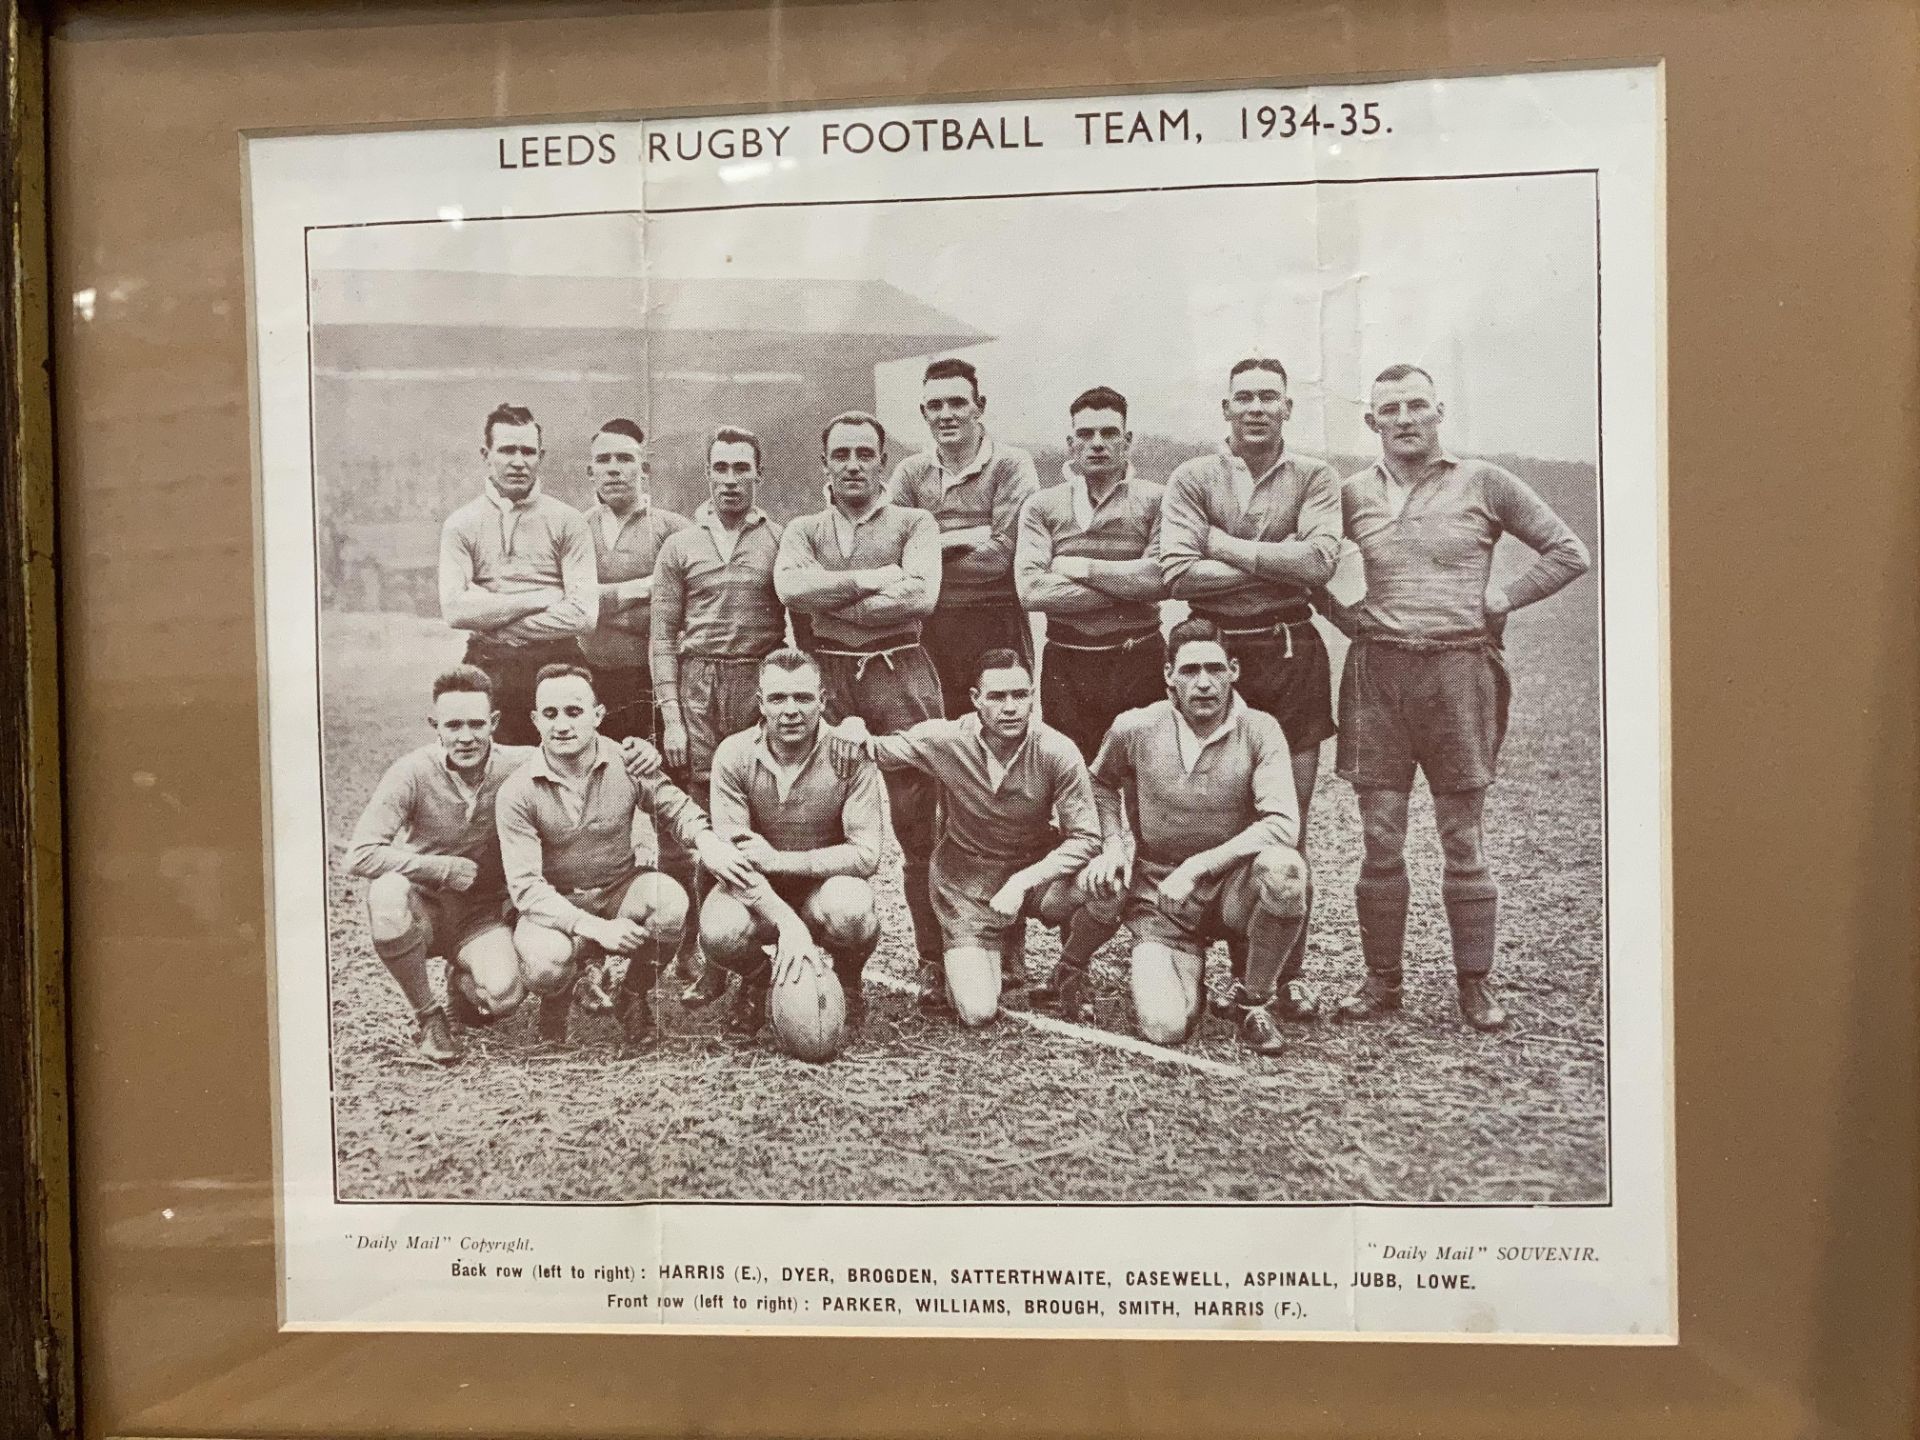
[11,0,1917,1435]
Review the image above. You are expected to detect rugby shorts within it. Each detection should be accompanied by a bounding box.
[1334,637,1511,794]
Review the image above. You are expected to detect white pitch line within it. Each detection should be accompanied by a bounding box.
[864,971,1285,1087]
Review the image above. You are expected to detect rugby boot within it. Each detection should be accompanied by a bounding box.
[1209,979,1252,1021]
[1029,963,1089,1020]
[679,959,732,1009]
[614,963,662,1050]
[915,960,952,1013]
[443,978,488,1030]
[535,989,573,1046]
[725,982,768,1038]
[1237,1000,1287,1056]
[1457,977,1510,1032]
[575,958,616,1015]
[414,1007,460,1066]
[1333,972,1403,1022]
[1272,978,1322,1024]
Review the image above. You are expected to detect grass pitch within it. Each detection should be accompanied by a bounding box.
[322,585,1607,1206]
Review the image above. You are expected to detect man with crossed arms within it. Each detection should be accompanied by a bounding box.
[695,648,886,1038]
[834,647,1102,1028]
[774,411,948,1000]
[1080,617,1310,1056]
[1158,357,1341,1024]
[1328,364,1589,1031]
[495,663,753,1049]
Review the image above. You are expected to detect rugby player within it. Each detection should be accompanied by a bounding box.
[650,426,791,1003]
[773,411,947,1000]
[889,358,1040,718]
[495,663,754,1049]
[577,417,690,742]
[1159,358,1341,1023]
[1082,618,1310,1056]
[693,648,885,1038]
[1014,385,1169,762]
[833,648,1103,1028]
[345,665,534,1064]
[438,402,598,746]
[1329,364,1590,1030]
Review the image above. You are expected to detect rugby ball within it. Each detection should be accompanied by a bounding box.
[769,952,848,1063]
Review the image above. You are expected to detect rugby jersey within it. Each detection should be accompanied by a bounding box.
[346,742,535,897]
[1014,465,1167,638]
[1158,445,1342,622]
[648,505,788,706]
[578,500,689,669]
[889,433,1039,610]
[868,715,1100,883]
[438,485,598,644]
[1090,699,1299,865]
[495,736,710,935]
[773,501,942,649]
[1340,455,1590,640]
[707,723,885,879]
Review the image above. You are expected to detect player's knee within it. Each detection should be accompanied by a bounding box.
[698,892,762,973]
[1130,942,1198,1045]
[513,922,577,995]
[1358,803,1410,869]
[365,873,423,945]
[625,872,689,943]
[1436,823,1490,879]
[813,876,878,948]
[944,946,1001,1028]
[1252,847,1310,917]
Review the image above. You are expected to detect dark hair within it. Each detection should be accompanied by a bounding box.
[484,402,540,448]
[1373,363,1436,389]
[431,664,494,703]
[1069,385,1129,425]
[532,662,596,699]
[923,356,981,400]
[593,417,646,447]
[1227,357,1289,389]
[1166,616,1228,668]
[971,647,1031,689]
[759,647,821,683]
[820,410,887,453]
[708,425,763,470]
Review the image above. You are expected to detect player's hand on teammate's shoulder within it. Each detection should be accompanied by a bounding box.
[619,736,664,780]
[825,717,871,777]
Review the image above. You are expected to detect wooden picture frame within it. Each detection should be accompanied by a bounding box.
[9,0,1919,1435]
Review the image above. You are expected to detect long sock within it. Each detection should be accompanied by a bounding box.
[1277,876,1315,984]
[827,939,877,989]
[1442,876,1499,979]
[1354,867,1411,978]
[1000,922,1027,982]
[1057,904,1119,973]
[374,922,437,1018]
[1243,906,1305,1002]
[902,855,940,964]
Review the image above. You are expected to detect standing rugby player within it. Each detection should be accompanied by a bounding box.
[438,402,598,745]
[834,649,1103,1028]
[650,426,791,1002]
[774,411,947,996]
[1158,358,1340,1022]
[890,358,1039,717]
[577,417,690,742]
[1329,364,1590,1030]
[695,649,885,1038]
[1082,618,1310,1056]
[346,666,534,1064]
[495,663,754,1049]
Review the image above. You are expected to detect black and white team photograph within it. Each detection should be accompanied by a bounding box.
[303,161,1609,1210]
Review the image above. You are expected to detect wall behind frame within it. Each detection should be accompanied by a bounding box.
[47,1,1918,1437]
